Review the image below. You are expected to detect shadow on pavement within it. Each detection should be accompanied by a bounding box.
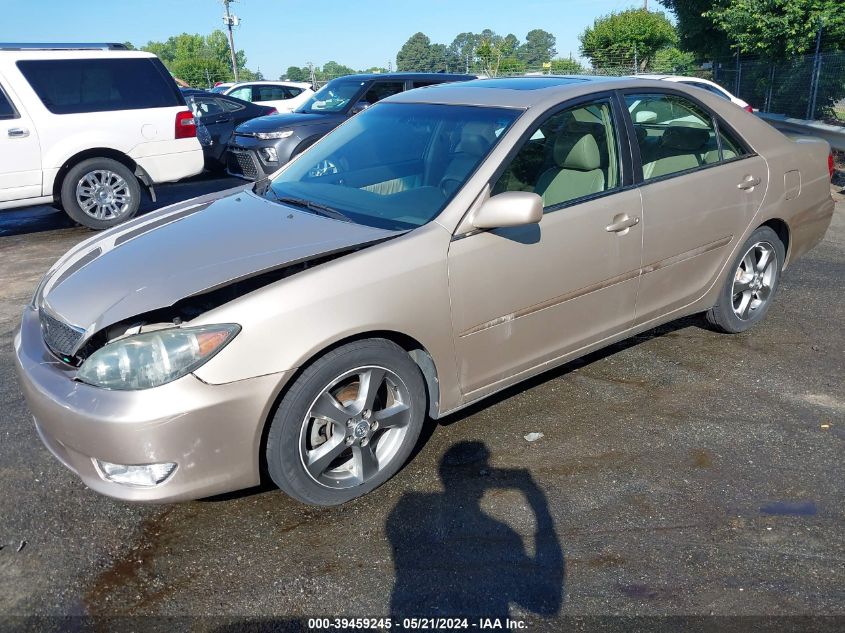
[0,173,243,238]
[387,441,565,619]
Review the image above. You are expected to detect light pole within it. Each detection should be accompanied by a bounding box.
[222,0,240,82]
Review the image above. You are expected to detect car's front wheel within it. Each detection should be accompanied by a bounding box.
[265,339,426,506]
[706,226,785,333]
[60,158,141,229]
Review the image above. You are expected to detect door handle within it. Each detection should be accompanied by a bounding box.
[737,175,761,190]
[7,127,29,138]
[605,214,640,233]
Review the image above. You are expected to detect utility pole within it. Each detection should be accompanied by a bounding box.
[222,0,240,82]
[643,0,648,10]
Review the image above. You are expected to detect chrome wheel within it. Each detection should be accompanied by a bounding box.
[75,170,132,220]
[732,241,776,320]
[299,366,412,489]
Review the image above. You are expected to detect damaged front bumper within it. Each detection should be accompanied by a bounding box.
[14,305,288,502]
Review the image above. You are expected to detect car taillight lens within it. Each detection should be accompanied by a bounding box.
[829,152,835,181]
[265,107,278,115]
[175,110,197,139]
[744,104,754,113]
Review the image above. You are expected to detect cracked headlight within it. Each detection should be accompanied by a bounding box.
[77,324,240,390]
[255,130,293,140]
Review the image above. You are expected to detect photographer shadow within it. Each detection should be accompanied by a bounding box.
[387,441,564,620]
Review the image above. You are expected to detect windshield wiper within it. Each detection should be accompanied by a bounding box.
[270,193,353,223]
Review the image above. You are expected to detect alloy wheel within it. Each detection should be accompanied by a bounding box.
[75,169,133,220]
[299,366,412,489]
[731,240,777,320]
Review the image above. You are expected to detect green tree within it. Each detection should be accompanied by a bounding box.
[142,30,254,86]
[580,9,678,70]
[705,0,845,59]
[448,32,481,72]
[651,46,697,73]
[550,57,585,74]
[397,32,436,71]
[658,0,733,59]
[320,60,356,79]
[283,66,308,82]
[518,29,557,67]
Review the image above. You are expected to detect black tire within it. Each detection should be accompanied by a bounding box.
[706,226,785,333]
[265,339,426,506]
[60,157,141,230]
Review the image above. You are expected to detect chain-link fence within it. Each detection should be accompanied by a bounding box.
[708,51,845,123]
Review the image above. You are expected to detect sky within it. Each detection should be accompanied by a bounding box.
[2,0,646,78]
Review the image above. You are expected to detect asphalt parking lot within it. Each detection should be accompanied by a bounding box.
[0,175,843,630]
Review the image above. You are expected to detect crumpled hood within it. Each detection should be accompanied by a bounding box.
[38,189,399,341]
[236,111,345,133]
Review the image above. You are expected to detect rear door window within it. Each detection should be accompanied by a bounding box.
[625,92,721,180]
[362,81,405,105]
[16,58,182,114]
[228,86,253,102]
[0,85,17,119]
[254,85,289,101]
[188,95,225,119]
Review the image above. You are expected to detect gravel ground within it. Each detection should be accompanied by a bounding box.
[0,175,842,632]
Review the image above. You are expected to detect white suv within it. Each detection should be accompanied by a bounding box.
[0,44,204,229]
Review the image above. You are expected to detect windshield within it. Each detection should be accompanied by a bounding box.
[296,78,367,114]
[265,103,521,230]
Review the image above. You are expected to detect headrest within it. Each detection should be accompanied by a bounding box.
[554,133,601,171]
[660,126,710,151]
[457,134,491,157]
[635,126,648,144]
[456,122,495,156]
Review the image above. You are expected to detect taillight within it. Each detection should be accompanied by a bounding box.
[744,104,754,113]
[265,107,278,115]
[175,110,196,139]
[828,152,835,181]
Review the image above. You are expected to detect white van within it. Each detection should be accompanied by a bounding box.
[0,43,204,229]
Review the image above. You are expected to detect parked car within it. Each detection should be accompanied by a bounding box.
[225,72,477,180]
[221,80,313,113]
[15,76,834,506]
[210,82,234,94]
[0,43,203,229]
[637,74,753,111]
[181,88,277,171]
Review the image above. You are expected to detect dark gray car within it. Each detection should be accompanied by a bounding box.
[225,72,476,180]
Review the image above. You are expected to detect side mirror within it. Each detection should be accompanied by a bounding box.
[350,101,371,115]
[471,191,543,230]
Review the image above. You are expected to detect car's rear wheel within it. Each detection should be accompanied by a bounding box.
[706,226,785,333]
[265,339,426,506]
[60,158,141,229]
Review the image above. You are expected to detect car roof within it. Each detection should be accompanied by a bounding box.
[385,75,663,109]
[329,72,477,82]
[0,49,157,60]
[228,80,309,87]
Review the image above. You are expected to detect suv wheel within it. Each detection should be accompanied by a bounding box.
[60,158,141,229]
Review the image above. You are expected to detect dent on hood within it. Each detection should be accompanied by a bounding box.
[66,241,387,365]
[37,188,404,364]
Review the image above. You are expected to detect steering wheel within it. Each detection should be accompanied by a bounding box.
[439,177,462,198]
